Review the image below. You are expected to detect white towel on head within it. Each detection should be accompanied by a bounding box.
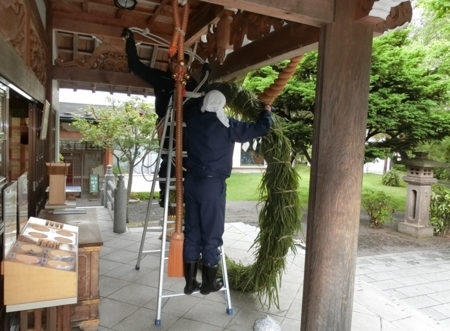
[201,90,230,127]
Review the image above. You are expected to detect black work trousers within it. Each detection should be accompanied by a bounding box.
[183,174,226,265]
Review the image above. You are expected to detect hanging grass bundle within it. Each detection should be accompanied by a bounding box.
[211,83,303,308]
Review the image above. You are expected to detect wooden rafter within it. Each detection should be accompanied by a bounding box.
[52,66,153,90]
[200,0,334,26]
[185,3,222,47]
[52,3,170,36]
[147,0,170,25]
[210,23,320,81]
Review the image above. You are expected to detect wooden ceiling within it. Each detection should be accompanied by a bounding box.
[50,0,412,97]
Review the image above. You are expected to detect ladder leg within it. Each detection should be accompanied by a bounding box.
[135,112,171,270]
[220,245,233,315]
[156,103,177,326]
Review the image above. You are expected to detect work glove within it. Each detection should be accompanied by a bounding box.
[201,62,212,75]
[121,28,134,41]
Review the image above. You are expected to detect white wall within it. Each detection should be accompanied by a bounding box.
[363,158,391,175]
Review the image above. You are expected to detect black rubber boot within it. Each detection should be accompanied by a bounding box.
[200,264,223,295]
[158,189,165,208]
[184,261,201,295]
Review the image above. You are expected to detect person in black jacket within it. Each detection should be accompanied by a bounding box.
[182,90,273,295]
[122,28,201,208]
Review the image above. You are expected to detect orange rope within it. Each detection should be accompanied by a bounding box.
[168,1,190,278]
[258,55,304,105]
[168,0,181,58]
[174,2,189,232]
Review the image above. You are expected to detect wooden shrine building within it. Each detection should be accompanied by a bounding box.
[0,0,413,330]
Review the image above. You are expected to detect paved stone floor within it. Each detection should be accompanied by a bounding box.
[86,206,450,331]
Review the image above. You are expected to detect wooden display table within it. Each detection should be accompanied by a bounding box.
[38,208,103,331]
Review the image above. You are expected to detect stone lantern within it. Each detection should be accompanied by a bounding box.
[398,152,445,238]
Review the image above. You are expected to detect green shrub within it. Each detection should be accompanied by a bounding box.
[382,170,401,187]
[434,167,450,181]
[130,192,155,200]
[430,185,450,236]
[392,164,406,172]
[362,190,394,228]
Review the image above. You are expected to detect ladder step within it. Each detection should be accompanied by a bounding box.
[160,149,188,156]
[166,121,186,127]
[185,91,204,98]
[154,179,183,184]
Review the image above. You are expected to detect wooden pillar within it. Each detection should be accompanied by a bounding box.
[104,149,113,172]
[301,1,373,330]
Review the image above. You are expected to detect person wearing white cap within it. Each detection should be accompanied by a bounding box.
[182,90,273,295]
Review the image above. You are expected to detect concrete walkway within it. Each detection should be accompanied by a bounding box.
[91,206,450,331]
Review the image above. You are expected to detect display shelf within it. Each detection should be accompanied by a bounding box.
[38,208,102,331]
[3,217,78,312]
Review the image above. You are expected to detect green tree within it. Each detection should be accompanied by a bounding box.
[244,29,450,163]
[72,97,158,208]
[243,53,316,164]
[412,1,450,77]
[418,0,450,17]
[366,30,450,161]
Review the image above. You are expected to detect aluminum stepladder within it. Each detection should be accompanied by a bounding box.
[134,92,233,327]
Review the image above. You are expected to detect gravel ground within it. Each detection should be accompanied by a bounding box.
[118,199,450,257]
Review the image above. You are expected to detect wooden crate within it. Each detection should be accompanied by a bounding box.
[70,246,101,331]
[20,306,71,331]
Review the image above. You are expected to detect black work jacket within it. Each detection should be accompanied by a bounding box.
[125,38,199,118]
[185,100,272,179]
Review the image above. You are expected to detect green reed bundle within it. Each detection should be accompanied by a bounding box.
[211,83,303,308]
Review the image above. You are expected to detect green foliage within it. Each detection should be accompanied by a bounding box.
[392,164,407,173]
[130,192,152,200]
[430,184,450,236]
[366,29,450,162]
[112,165,121,176]
[362,173,407,211]
[382,170,401,187]
[416,138,450,163]
[362,190,395,228]
[210,82,302,309]
[243,28,450,164]
[434,167,450,181]
[226,173,261,200]
[243,53,316,163]
[72,97,158,173]
[72,97,158,207]
[415,138,450,180]
[418,0,450,18]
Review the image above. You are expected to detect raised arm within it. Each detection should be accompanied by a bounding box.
[122,28,166,87]
[230,105,273,143]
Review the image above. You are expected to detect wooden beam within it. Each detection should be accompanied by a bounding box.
[82,0,89,13]
[73,34,79,61]
[185,3,222,47]
[52,66,153,90]
[147,0,170,25]
[52,17,172,46]
[200,0,334,26]
[51,8,170,36]
[115,8,125,19]
[209,23,320,81]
